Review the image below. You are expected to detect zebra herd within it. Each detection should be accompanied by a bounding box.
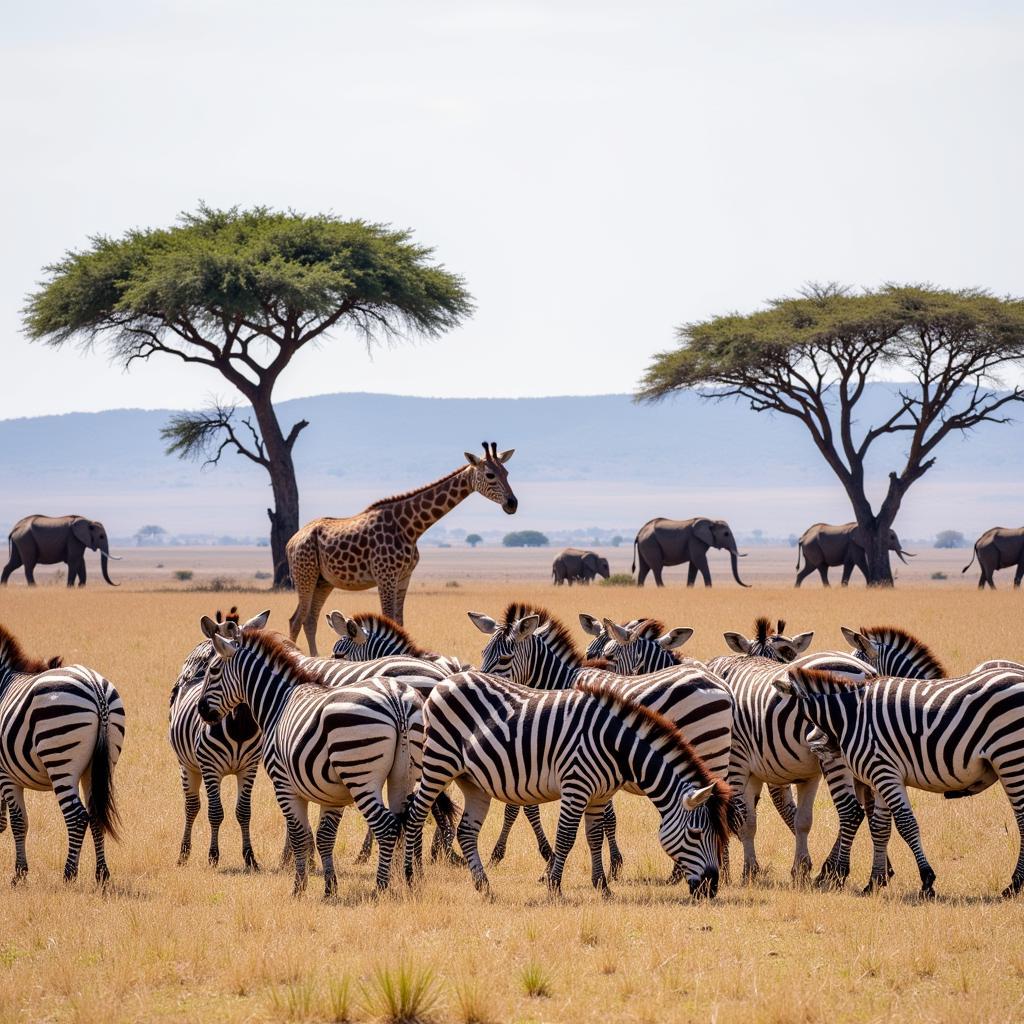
[1,604,1024,902]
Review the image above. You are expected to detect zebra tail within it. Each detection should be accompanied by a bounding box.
[961,547,978,574]
[88,706,122,844]
[386,703,414,821]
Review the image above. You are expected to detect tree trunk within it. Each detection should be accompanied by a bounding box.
[251,397,300,590]
[859,519,895,587]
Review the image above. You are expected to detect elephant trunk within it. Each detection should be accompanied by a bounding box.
[99,542,120,587]
[895,547,915,565]
[729,549,751,588]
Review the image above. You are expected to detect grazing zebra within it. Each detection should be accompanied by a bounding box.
[708,617,879,885]
[169,610,267,870]
[776,663,1024,898]
[327,610,469,673]
[0,624,125,884]
[403,673,741,896]
[198,624,447,896]
[469,604,738,882]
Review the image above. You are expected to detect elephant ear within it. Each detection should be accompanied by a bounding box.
[71,518,93,548]
[694,519,714,547]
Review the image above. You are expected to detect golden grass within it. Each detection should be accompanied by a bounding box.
[1,583,1023,1023]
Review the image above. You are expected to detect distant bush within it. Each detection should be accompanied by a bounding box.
[934,530,966,549]
[600,573,635,587]
[253,571,272,581]
[502,530,549,548]
[174,570,193,581]
[611,535,623,547]
[465,533,483,548]
[931,571,948,580]
[445,580,460,588]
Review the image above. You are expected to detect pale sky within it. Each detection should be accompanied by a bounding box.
[3,1,1022,420]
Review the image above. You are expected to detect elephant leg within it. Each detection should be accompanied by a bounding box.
[1015,560,1024,589]
[692,551,712,587]
[23,560,36,586]
[76,559,87,587]
[794,564,816,588]
[818,564,830,587]
[636,557,649,587]
[840,560,854,586]
[686,563,697,587]
[1,547,22,584]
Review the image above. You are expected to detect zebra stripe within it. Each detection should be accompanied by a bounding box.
[0,626,125,885]
[779,664,1024,897]
[197,628,443,896]
[327,610,469,674]
[404,672,740,896]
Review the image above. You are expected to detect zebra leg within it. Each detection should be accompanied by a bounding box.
[80,762,111,885]
[453,780,493,894]
[489,803,519,865]
[814,763,865,888]
[738,776,763,881]
[768,784,797,832]
[348,789,400,891]
[236,763,260,872]
[354,824,374,864]
[53,778,91,883]
[316,809,342,897]
[790,777,818,882]
[863,794,893,893]
[278,791,314,896]
[585,804,611,895]
[0,794,6,834]
[546,789,588,895]
[178,766,201,866]
[879,781,936,898]
[0,779,28,883]
[603,801,624,880]
[524,803,553,862]
[201,766,226,867]
[430,796,462,865]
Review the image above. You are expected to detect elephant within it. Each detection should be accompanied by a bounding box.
[794,522,913,587]
[1,514,121,587]
[961,526,1024,589]
[632,517,750,588]
[551,548,610,586]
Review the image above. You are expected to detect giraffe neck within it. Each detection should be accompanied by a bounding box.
[382,466,477,539]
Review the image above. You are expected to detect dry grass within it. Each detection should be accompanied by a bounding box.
[1,583,1023,1023]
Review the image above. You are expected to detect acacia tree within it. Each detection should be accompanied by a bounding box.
[638,285,1024,585]
[24,205,472,586]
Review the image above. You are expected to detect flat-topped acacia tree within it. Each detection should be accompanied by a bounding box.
[638,284,1024,585]
[24,205,472,587]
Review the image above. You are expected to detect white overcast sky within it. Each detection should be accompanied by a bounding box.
[2,0,1022,419]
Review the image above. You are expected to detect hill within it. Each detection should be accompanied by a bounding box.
[1,388,1019,541]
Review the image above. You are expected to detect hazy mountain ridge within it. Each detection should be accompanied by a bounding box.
[1,388,1020,539]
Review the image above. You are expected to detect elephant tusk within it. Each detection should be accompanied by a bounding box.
[104,553,123,560]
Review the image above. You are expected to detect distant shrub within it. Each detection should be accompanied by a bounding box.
[934,530,966,549]
[445,580,460,588]
[600,573,634,587]
[174,570,193,581]
[253,571,272,581]
[465,533,483,548]
[931,571,948,580]
[502,530,549,548]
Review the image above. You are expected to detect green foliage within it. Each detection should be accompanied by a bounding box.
[502,530,549,548]
[465,533,483,547]
[519,962,553,998]
[935,530,966,549]
[453,977,496,1024]
[600,573,635,587]
[173,570,193,581]
[361,960,439,1023]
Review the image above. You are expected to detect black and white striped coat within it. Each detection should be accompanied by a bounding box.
[0,625,125,884]
[327,610,469,674]
[404,671,740,896]
[198,627,436,897]
[777,662,1024,897]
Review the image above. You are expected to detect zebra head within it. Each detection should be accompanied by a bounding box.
[195,611,270,723]
[464,442,518,515]
[659,781,739,898]
[722,617,814,662]
[602,618,694,675]
[840,626,947,679]
[578,614,645,661]
[468,607,543,683]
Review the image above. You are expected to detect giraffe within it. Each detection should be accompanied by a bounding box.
[287,442,517,653]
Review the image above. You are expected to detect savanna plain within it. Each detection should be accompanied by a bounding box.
[1,576,1023,1024]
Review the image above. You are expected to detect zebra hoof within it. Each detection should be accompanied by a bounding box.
[11,868,27,887]
[1001,882,1023,899]
[488,849,506,866]
[609,855,624,881]
[919,885,936,901]
[177,851,190,867]
[208,852,220,868]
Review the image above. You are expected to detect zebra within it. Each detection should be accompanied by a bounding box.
[776,662,1024,898]
[578,614,644,660]
[197,624,450,897]
[326,609,469,673]
[839,625,947,679]
[468,603,738,882]
[0,624,125,885]
[402,672,741,897]
[169,610,267,870]
[707,616,882,886]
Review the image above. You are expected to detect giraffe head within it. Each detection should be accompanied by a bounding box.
[464,441,517,514]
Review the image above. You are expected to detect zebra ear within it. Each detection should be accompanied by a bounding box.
[211,632,238,660]
[723,632,751,655]
[200,615,220,640]
[579,613,602,637]
[326,611,348,638]
[840,625,862,648]
[240,609,271,631]
[512,614,541,642]
[683,783,716,810]
[467,611,497,634]
[603,619,631,644]
[658,627,694,651]
[773,672,802,698]
[789,631,814,655]
[348,620,369,644]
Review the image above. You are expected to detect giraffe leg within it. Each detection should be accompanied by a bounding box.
[303,580,334,657]
[394,574,413,628]
[377,576,400,626]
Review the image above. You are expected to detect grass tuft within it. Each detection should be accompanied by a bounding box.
[452,977,495,1024]
[519,961,552,998]
[362,960,440,1023]
[600,572,635,587]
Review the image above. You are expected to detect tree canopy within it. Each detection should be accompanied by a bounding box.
[638,284,1024,584]
[24,205,473,585]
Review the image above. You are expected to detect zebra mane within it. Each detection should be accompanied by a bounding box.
[859,625,947,678]
[240,628,327,688]
[581,656,613,670]
[364,465,467,511]
[0,624,62,676]
[501,602,584,665]
[753,617,786,645]
[631,618,666,640]
[348,612,433,658]
[788,666,866,694]
[574,677,738,847]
